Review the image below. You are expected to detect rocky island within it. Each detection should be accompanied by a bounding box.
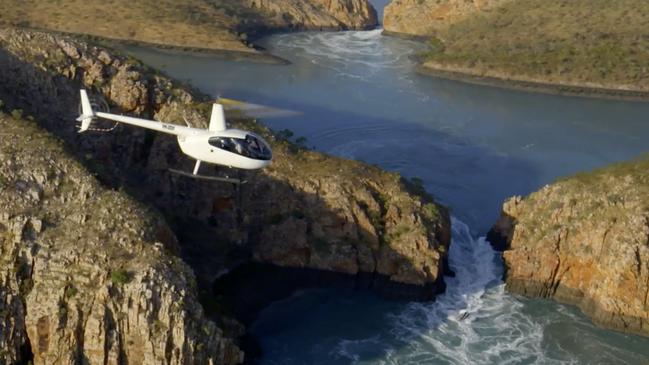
[384,0,649,99]
[489,157,649,336]
[0,24,449,363]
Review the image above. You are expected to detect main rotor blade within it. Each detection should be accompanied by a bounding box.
[218,98,302,119]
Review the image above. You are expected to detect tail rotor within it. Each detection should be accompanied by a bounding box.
[76,90,112,132]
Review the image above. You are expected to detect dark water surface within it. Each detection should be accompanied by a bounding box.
[121,23,649,365]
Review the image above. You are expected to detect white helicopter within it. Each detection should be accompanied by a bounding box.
[77,89,273,184]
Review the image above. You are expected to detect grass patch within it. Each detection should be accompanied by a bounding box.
[10,109,23,120]
[110,269,131,285]
[426,0,649,89]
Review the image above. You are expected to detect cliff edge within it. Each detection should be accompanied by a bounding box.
[0,112,242,364]
[488,157,649,336]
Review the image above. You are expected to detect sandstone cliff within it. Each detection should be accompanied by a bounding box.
[219,0,377,32]
[489,157,649,336]
[383,0,509,37]
[0,112,243,364]
[0,0,377,57]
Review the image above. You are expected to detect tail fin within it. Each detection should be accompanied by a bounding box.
[208,103,226,132]
[76,89,95,133]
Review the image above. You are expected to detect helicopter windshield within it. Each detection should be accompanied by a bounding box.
[209,135,272,161]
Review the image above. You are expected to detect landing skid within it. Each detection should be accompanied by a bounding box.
[168,160,246,185]
[168,169,246,185]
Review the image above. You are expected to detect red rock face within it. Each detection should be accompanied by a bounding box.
[489,160,649,337]
[235,0,378,31]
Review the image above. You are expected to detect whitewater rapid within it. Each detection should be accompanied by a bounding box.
[328,218,546,365]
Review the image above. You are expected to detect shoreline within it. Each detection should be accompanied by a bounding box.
[106,37,292,65]
[416,63,649,102]
[15,26,292,65]
[381,29,430,42]
[505,278,649,338]
[104,38,292,65]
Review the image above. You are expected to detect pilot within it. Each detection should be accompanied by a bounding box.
[234,139,245,155]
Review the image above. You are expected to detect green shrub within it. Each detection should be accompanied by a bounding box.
[110,269,131,285]
[295,136,308,147]
[422,203,441,221]
[276,128,294,140]
[64,285,78,298]
[428,37,446,54]
[10,109,23,120]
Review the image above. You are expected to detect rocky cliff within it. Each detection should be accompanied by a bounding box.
[0,112,243,364]
[220,0,377,33]
[383,0,509,37]
[0,0,377,57]
[488,157,649,336]
[0,27,450,361]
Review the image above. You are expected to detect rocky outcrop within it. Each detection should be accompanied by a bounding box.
[383,0,509,37]
[254,148,450,288]
[488,158,649,336]
[231,0,377,32]
[0,112,243,364]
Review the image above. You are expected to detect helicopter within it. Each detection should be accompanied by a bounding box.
[77,89,274,184]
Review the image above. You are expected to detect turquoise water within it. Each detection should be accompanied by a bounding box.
[121,25,649,364]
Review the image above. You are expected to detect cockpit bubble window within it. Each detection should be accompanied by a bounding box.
[209,135,272,161]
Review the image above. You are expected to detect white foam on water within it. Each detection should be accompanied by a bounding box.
[325,218,559,365]
[323,217,648,364]
[272,30,423,83]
